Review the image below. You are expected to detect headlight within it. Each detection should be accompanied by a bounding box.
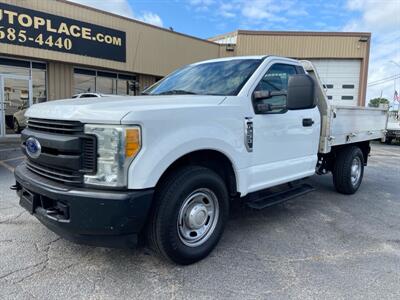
[84,124,141,187]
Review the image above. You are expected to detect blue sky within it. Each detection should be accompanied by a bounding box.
[71,0,399,104]
[127,0,357,38]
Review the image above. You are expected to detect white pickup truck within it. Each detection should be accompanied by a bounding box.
[13,56,387,264]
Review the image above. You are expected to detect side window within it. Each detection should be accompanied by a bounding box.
[254,63,297,113]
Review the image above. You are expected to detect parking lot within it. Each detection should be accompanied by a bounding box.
[0,142,399,299]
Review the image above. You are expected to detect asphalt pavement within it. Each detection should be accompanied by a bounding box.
[0,142,399,299]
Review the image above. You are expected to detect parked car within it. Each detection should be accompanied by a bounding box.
[13,56,387,264]
[13,93,115,133]
[72,92,107,98]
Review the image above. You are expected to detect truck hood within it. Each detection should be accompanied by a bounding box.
[25,95,226,124]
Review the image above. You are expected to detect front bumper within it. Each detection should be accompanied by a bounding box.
[14,162,154,248]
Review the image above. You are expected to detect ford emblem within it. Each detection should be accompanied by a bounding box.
[25,137,42,159]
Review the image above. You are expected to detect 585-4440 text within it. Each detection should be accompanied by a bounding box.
[0,26,72,50]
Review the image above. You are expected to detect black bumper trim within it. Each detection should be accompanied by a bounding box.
[14,162,154,248]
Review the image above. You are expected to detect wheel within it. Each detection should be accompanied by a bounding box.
[148,166,229,265]
[332,146,364,195]
[13,119,21,134]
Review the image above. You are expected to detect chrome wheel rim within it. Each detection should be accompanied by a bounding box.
[350,157,362,186]
[177,188,219,247]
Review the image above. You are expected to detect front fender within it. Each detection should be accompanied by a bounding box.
[127,124,247,190]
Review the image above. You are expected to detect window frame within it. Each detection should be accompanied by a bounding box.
[251,62,299,115]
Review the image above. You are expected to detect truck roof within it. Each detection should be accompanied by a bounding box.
[191,55,301,66]
[191,55,266,65]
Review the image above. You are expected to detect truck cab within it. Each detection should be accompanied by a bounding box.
[13,56,387,264]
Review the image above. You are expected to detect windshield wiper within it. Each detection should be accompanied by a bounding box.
[157,90,198,95]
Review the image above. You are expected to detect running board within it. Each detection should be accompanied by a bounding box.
[245,183,315,210]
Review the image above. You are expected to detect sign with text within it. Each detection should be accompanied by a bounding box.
[0,3,126,62]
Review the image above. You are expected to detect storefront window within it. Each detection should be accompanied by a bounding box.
[0,58,47,106]
[97,71,117,95]
[74,68,136,96]
[74,69,96,94]
[0,58,30,76]
[32,63,47,105]
[117,74,136,95]
[0,57,47,135]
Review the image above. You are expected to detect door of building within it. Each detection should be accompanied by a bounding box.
[0,74,32,137]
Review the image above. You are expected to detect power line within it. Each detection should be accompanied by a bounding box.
[368,74,400,87]
[368,74,400,85]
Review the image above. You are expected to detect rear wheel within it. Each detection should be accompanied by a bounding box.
[332,146,364,194]
[148,166,229,265]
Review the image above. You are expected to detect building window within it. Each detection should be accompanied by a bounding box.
[323,84,334,89]
[0,58,30,76]
[117,74,136,95]
[96,71,117,95]
[327,95,333,100]
[0,57,47,134]
[74,68,136,95]
[0,57,47,104]
[32,63,47,104]
[74,68,96,94]
[342,84,354,89]
[342,96,354,100]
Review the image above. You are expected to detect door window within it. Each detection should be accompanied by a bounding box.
[254,63,297,113]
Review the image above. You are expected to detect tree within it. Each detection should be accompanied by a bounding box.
[368,97,389,108]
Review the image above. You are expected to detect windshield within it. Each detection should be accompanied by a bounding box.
[144,59,262,96]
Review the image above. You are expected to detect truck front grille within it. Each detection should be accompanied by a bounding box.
[26,161,83,184]
[27,118,83,134]
[23,118,97,185]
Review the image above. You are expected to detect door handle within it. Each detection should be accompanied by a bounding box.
[302,118,314,127]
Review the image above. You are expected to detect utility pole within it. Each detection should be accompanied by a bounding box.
[389,60,400,113]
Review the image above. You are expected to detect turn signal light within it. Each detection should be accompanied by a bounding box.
[125,128,141,158]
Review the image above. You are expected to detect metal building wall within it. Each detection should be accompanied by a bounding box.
[235,31,369,58]
[47,62,73,100]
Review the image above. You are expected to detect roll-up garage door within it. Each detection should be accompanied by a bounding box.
[309,59,361,106]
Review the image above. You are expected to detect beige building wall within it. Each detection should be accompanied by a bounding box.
[234,31,369,58]
[47,62,73,100]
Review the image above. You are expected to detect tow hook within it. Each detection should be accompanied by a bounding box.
[10,184,20,191]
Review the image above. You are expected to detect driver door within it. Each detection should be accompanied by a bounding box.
[248,63,320,192]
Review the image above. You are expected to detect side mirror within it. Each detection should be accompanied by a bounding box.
[287,74,315,110]
[253,90,287,113]
[253,90,287,114]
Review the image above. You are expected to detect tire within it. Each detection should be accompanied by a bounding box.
[13,119,21,134]
[332,146,364,195]
[148,166,229,265]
